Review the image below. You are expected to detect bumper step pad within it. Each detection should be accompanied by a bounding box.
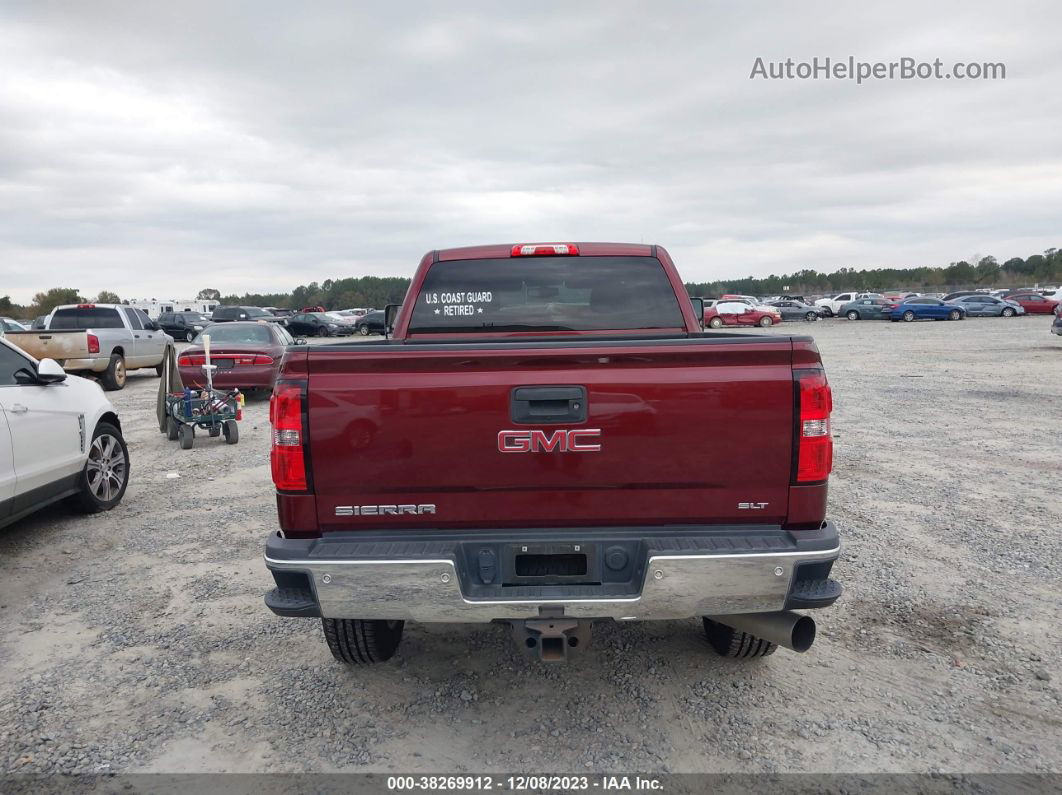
[785,578,842,609]
[265,587,320,618]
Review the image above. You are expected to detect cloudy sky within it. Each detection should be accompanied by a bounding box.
[1,1,1060,303]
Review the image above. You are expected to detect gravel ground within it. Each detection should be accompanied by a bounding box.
[1,318,1060,776]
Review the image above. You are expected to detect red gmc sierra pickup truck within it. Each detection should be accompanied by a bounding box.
[264,242,841,664]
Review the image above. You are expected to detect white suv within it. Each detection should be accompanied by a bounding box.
[0,338,129,528]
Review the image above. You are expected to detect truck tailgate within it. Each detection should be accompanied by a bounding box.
[4,331,90,361]
[305,338,795,531]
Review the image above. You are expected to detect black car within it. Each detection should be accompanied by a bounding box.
[354,310,387,336]
[158,311,212,342]
[286,312,353,337]
[211,305,284,324]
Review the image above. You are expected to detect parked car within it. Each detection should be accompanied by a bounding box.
[177,321,300,391]
[354,309,387,335]
[761,295,808,304]
[4,304,173,390]
[300,305,327,314]
[920,292,947,300]
[839,297,892,320]
[264,241,841,665]
[947,295,1024,317]
[337,308,370,318]
[814,292,884,317]
[765,300,823,322]
[158,311,212,342]
[1004,293,1059,315]
[888,297,966,322]
[1052,307,1062,338]
[264,307,294,318]
[0,338,129,529]
[324,312,358,329]
[286,312,353,337]
[0,318,29,335]
[705,300,780,328]
[210,306,287,324]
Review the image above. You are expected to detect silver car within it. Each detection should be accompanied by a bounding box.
[947,295,1024,317]
[766,300,825,322]
[839,297,892,320]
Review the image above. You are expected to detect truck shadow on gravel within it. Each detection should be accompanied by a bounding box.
[252,617,762,771]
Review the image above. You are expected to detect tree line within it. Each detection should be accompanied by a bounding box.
[4,246,1058,320]
[684,248,1061,298]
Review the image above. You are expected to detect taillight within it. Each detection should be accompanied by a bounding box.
[795,370,833,483]
[252,355,274,365]
[178,354,204,366]
[87,333,100,354]
[510,243,579,257]
[270,382,308,491]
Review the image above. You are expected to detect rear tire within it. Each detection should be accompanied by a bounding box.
[178,424,194,450]
[702,618,777,658]
[67,422,129,514]
[846,310,860,320]
[223,419,239,445]
[166,417,179,441]
[322,618,404,664]
[358,324,370,336]
[100,354,126,391]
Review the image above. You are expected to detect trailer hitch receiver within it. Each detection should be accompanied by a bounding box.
[509,616,593,662]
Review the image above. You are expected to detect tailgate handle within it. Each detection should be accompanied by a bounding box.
[511,386,587,424]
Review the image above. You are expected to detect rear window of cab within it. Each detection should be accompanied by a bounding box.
[407,256,684,333]
[50,307,124,329]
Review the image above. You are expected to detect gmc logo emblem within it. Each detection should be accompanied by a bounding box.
[498,429,602,453]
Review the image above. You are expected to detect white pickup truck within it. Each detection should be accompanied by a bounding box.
[5,304,173,390]
[814,292,885,317]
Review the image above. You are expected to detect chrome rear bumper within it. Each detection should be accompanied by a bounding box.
[264,525,841,622]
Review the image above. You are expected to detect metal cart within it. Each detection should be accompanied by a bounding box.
[165,388,241,449]
[160,333,243,449]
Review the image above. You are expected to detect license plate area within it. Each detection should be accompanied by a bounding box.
[503,542,599,586]
[214,358,235,370]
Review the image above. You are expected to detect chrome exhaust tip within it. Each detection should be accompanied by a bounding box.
[706,611,816,652]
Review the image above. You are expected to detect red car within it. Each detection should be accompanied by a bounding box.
[177,321,298,391]
[1006,293,1059,314]
[704,299,781,328]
